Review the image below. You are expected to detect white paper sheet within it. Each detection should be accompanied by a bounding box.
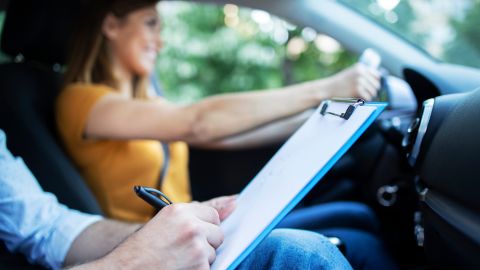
[211,101,381,270]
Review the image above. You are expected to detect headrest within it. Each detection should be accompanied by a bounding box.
[1,0,85,65]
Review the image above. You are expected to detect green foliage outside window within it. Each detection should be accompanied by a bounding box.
[444,1,480,69]
[156,2,356,103]
[339,0,480,70]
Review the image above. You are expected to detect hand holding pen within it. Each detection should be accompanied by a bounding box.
[134,186,173,210]
[134,186,237,221]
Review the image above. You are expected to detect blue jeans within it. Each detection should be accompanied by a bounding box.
[237,229,352,270]
[277,202,379,233]
[277,202,399,270]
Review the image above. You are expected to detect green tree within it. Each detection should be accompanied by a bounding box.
[444,1,480,69]
[156,2,355,103]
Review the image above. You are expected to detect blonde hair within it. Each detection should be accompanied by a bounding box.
[63,0,159,98]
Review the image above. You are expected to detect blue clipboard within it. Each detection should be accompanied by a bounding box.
[212,99,387,270]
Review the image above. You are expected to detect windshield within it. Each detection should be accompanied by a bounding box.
[157,2,355,102]
[339,0,480,69]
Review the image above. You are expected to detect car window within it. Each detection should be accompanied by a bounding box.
[157,2,356,103]
[338,0,480,70]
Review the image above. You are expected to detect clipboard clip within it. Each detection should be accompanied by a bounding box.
[320,98,365,120]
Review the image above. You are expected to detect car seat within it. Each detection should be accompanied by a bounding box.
[0,0,102,215]
[0,1,102,267]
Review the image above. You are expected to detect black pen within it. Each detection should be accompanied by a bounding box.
[134,186,173,210]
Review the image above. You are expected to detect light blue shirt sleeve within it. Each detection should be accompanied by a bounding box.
[0,130,103,269]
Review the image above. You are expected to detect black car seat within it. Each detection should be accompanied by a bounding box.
[0,0,102,215]
[0,1,102,267]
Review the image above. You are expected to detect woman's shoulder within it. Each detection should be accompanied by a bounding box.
[56,83,118,138]
[57,83,115,105]
[56,83,117,117]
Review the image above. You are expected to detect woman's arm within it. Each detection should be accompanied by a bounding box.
[85,80,327,143]
[84,64,379,143]
[190,109,314,150]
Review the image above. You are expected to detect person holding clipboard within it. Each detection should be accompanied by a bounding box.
[0,129,352,269]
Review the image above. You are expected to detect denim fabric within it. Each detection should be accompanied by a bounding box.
[238,229,352,270]
[277,203,399,270]
[0,130,102,269]
[278,202,379,233]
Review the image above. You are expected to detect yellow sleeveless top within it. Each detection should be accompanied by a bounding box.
[56,83,191,222]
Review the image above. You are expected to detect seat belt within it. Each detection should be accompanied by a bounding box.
[158,142,170,187]
[150,75,171,187]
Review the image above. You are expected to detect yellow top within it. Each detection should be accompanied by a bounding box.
[56,83,191,222]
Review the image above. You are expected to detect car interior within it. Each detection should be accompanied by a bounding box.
[0,0,479,269]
